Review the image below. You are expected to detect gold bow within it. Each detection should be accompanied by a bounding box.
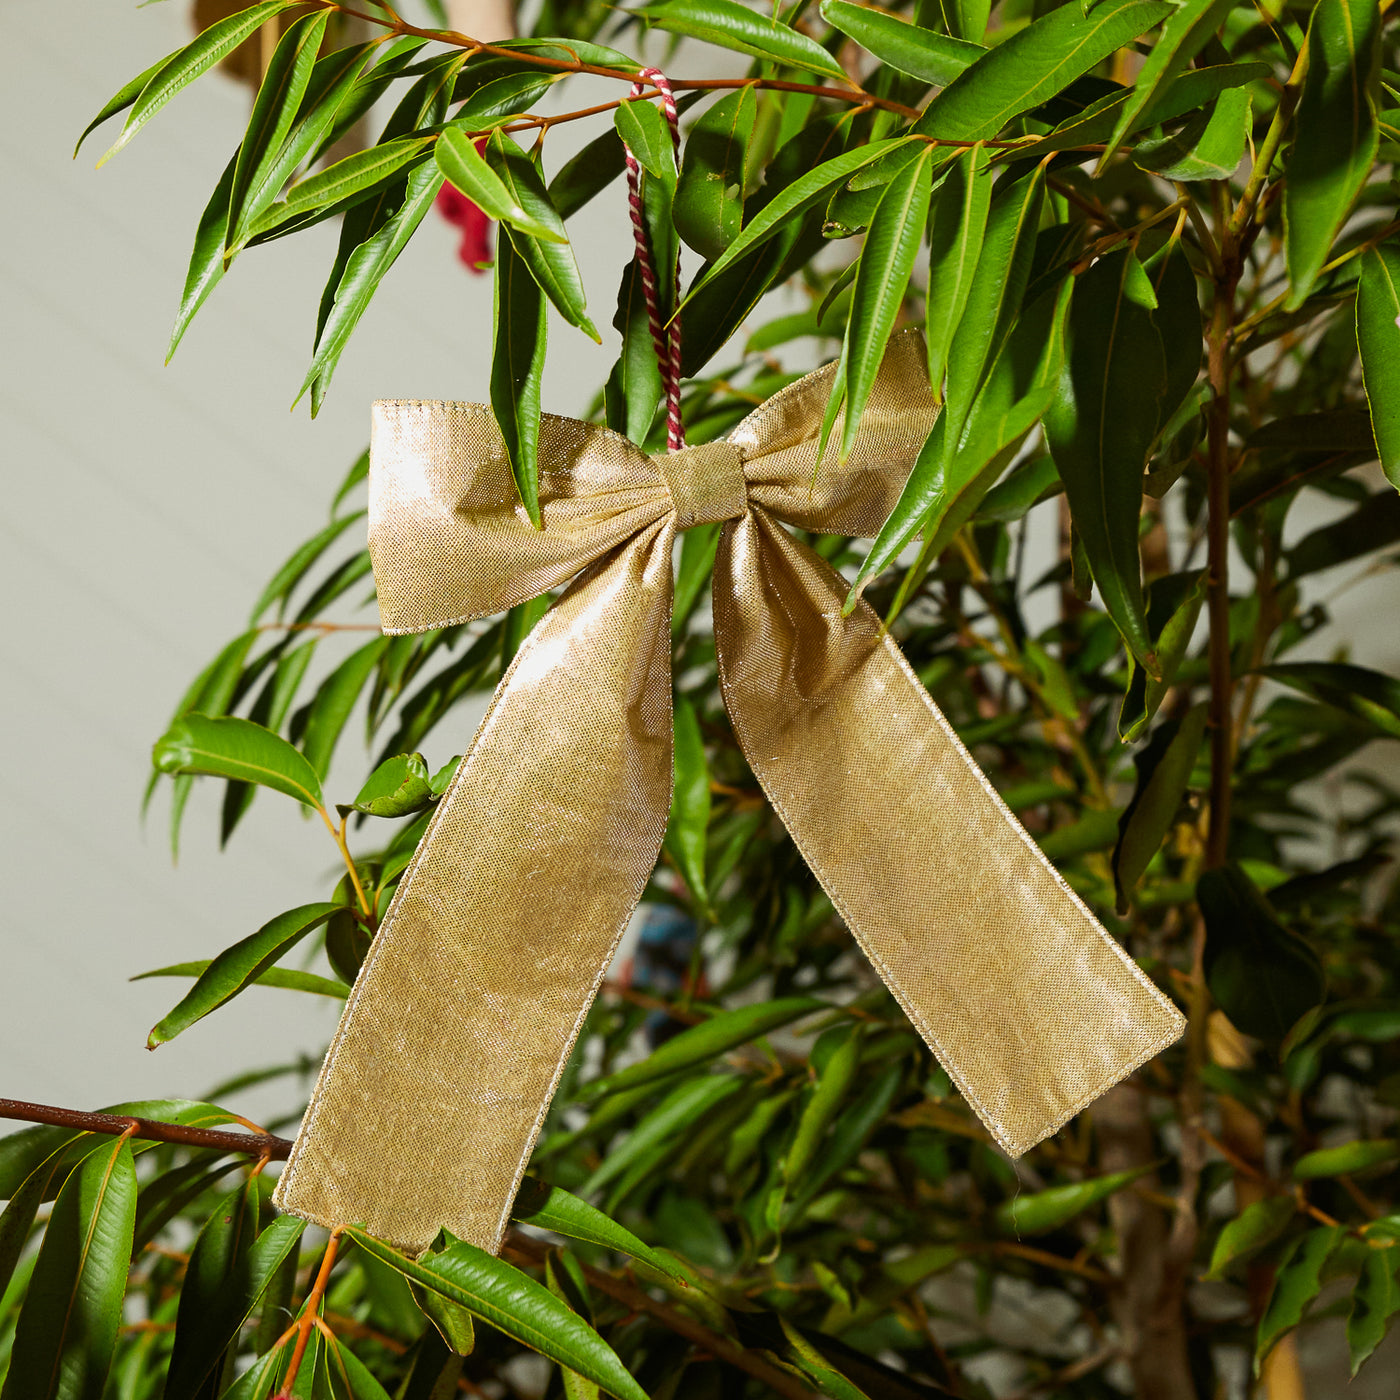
[273,331,1184,1255]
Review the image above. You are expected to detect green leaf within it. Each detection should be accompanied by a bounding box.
[1284,489,1400,577]
[1113,705,1208,912]
[282,136,435,217]
[992,1165,1153,1235]
[436,128,565,242]
[229,42,378,254]
[226,12,329,254]
[1294,1139,1400,1180]
[167,154,237,362]
[684,140,911,301]
[673,523,721,633]
[485,132,599,341]
[665,700,711,912]
[298,162,446,410]
[144,902,340,1048]
[409,1235,477,1356]
[924,144,992,400]
[1200,864,1327,1043]
[1357,243,1400,489]
[1133,87,1253,181]
[784,1026,861,1189]
[1284,0,1380,308]
[820,1,984,86]
[153,714,324,809]
[322,1330,395,1399]
[75,50,177,157]
[163,1214,306,1399]
[916,0,1173,140]
[1119,571,1206,741]
[1257,1227,1344,1368]
[778,1318,872,1400]
[164,1177,261,1400]
[492,222,549,526]
[673,87,757,262]
[1260,662,1400,740]
[583,1075,746,1195]
[347,1230,649,1400]
[1100,0,1236,166]
[132,961,349,1000]
[98,3,294,165]
[580,997,824,1102]
[249,513,365,624]
[0,1142,108,1304]
[841,146,935,461]
[301,637,392,780]
[640,0,850,83]
[549,127,628,221]
[2,1135,136,1400]
[1207,1197,1296,1279]
[614,98,675,182]
[351,753,434,817]
[1348,1244,1400,1376]
[1044,248,1167,669]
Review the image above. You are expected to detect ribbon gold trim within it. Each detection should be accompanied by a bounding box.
[273,330,1185,1255]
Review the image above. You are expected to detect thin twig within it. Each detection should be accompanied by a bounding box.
[0,1097,293,1159]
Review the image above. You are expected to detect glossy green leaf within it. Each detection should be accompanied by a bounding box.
[301,637,391,780]
[485,132,599,341]
[924,144,992,400]
[580,996,825,1101]
[665,699,710,912]
[352,753,434,817]
[283,137,434,218]
[163,1213,305,1398]
[1207,1196,1296,1279]
[322,1330,395,1399]
[1348,1244,1400,1376]
[166,153,238,362]
[673,523,721,633]
[614,98,675,182]
[1285,489,1400,577]
[226,12,329,255]
[1356,244,1400,489]
[820,1,983,86]
[144,902,339,1048]
[1294,1139,1400,1180]
[784,1026,860,1189]
[164,1177,261,1400]
[133,960,349,1000]
[1119,571,1206,741]
[0,1141,109,1304]
[1134,88,1252,181]
[98,3,293,164]
[248,513,365,623]
[992,1165,1152,1235]
[684,139,910,300]
[583,1074,746,1194]
[1101,0,1236,166]
[673,87,756,262]
[640,0,849,83]
[1260,662,1400,740]
[347,1230,648,1400]
[1044,248,1166,668]
[841,146,935,460]
[1,1135,136,1400]
[917,0,1173,141]
[1284,0,1380,308]
[409,1235,477,1357]
[549,127,628,220]
[451,70,560,133]
[299,162,446,410]
[492,223,549,526]
[1200,864,1327,1043]
[75,50,177,157]
[1114,705,1208,912]
[1257,1227,1344,1368]
[436,128,564,242]
[153,714,324,809]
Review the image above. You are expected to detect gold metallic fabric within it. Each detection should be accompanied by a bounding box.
[274,330,1185,1255]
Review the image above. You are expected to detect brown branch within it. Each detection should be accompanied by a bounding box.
[0,1097,293,1160]
[503,1230,817,1400]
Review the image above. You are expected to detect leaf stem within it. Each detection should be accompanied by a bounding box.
[276,1226,345,1398]
[318,807,373,920]
[1227,40,1309,239]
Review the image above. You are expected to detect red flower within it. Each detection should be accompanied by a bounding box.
[435,142,494,272]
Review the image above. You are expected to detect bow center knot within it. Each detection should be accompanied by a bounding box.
[654,441,747,530]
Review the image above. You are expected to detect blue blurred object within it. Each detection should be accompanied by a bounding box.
[621,903,703,1045]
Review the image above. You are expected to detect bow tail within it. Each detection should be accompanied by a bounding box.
[713,510,1185,1157]
[274,520,678,1255]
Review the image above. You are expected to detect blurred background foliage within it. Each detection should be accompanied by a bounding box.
[4,0,1400,1397]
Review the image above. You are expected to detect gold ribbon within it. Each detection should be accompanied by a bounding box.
[273,330,1184,1255]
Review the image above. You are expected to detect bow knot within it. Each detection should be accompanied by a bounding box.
[654,440,747,529]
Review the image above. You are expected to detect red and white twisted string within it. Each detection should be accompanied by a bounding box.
[622,67,685,451]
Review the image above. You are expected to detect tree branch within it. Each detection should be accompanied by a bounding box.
[0,1097,293,1160]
